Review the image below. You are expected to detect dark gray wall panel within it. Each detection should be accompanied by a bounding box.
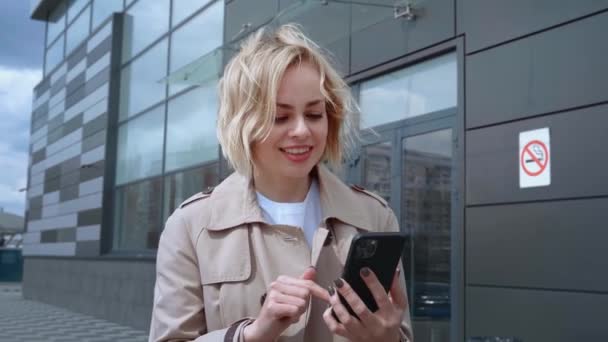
[87,36,111,67]
[225,0,277,42]
[466,104,608,205]
[350,0,454,74]
[467,286,608,341]
[83,113,107,138]
[467,11,608,128]
[458,0,608,53]
[467,198,608,292]
[75,241,100,257]
[67,43,87,69]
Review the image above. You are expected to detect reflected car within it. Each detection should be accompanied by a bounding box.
[413,281,450,319]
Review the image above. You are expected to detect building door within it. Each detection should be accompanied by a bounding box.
[352,110,455,342]
[350,50,459,341]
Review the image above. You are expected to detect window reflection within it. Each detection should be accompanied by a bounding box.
[113,177,163,251]
[116,105,165,185]
[122,0,170,62]
[172,0,214,27]
[362,142,392,203]
[92,0,123,30]
[119,39,168,119]
[163,164,219,223]
[45,34,65,74]
[66,5,90,55]
[67,0,89,24]
[402,129,452,340]
[47,2,66,47]
[359,53,457,129]
[169,0,223,95]
[165,83,218,172]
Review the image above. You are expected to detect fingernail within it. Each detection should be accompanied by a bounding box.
[360,267,370,277]
[334,278,344,288]
[328,286,335,296]
[396,267,401,275]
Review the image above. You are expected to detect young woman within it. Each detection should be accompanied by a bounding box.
[149,24,413,342]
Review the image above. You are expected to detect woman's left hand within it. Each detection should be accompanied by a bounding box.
[322,268,407,342]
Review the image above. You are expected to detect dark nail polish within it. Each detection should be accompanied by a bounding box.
[334,278,344,288]
[360,267,370,277]
[328,286,335,296]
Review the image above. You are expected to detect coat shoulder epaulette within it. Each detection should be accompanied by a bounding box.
[179,186,215,209]
[349,184,388,207]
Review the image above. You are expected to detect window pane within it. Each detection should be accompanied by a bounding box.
[402,129,452,338]
[165,83,218,171]
[45,34,65,75]
[47,2,66,47]
[122,0,170,62]
[113,177,162,251]
[172,0,214,27]
[67,0,89,24]
[169,1,223,95]
[362,142,392,203]
[116,105,165,184]
[92,0,123,30]
[66,5,91,55]
[119,39,168,119]
[359,53,457,129]
[163,164,219,222]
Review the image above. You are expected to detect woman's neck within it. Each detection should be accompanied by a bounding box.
[253,172,312,203]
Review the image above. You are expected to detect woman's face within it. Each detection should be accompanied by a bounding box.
[252,61,328,182]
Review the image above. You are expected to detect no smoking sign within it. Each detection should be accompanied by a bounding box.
[519,128,551,188]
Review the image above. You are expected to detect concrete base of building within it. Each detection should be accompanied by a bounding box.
[22,257,156,331]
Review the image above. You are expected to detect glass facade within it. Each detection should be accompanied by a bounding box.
[113,0,224,252]
[359,53,457,129]
[65,4,90,54]
[121,0,170,63]
[92,0,123,31]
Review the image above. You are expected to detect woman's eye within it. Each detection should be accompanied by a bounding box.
[275,116,288,123]
[307,113,324,120]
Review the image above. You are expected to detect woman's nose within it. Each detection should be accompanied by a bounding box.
[289,116,311,138]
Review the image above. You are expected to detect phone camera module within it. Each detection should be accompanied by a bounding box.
[356,239,378,259]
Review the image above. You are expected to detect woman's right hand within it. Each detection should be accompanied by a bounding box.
[243,267,330,342]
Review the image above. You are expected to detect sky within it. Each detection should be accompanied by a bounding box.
[0,2,44,216]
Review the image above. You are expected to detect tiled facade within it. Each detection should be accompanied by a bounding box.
[24,18,115,258]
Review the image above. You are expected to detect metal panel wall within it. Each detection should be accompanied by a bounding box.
[458,0,608,53]
[466,10,608,128]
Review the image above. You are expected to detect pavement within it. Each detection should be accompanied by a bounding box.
[0,283,148,342]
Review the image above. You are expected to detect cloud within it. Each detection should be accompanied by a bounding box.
[0,66,41,216]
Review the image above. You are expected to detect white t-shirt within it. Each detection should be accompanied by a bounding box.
[256,180,322,247]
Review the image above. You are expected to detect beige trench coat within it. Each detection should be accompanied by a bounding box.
[149,165,413,342]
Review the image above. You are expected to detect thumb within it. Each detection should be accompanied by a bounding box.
[300,266,316,280]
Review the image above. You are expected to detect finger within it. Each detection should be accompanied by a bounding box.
[300,266,316,280]
[322,306,350,338]
[359,267,391,310]
[268,291,308,308]
[271,281,309,299]
[389,267,408,310]
[278,276,330,302]
[329,283,365,334]
[265,302,300,319]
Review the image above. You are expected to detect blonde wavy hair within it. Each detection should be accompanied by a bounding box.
[217,23,358,178]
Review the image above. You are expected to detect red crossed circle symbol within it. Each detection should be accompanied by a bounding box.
[520,140,549,176]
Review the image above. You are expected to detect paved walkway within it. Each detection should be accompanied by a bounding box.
[0,284,148,342]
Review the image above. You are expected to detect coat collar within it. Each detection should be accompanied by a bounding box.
[205,165,375,231]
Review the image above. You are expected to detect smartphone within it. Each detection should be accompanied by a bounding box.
[333,232,407,320]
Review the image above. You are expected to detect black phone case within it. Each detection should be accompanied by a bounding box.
[334,232,406,320]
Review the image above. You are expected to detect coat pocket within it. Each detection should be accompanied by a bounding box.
[196,227,258,327]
